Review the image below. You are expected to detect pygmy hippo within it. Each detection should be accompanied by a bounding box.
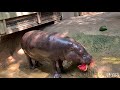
[21,30,93,78]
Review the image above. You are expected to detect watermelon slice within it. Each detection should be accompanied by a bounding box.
[78,60,94,71]
[78,64,88,71]
[99,26,107,31]
[89,60,95,68]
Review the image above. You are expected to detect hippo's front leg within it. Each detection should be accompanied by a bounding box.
[53,60,62,78]
[58,60,65,73]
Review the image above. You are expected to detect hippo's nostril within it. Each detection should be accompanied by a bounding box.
[81,60,86,64]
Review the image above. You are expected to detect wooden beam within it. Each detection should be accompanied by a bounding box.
[37,12,41,24]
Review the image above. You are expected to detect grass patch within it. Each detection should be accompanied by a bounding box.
[72,33,120,57]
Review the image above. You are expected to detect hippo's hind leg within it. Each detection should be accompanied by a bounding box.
[25,54,35,69]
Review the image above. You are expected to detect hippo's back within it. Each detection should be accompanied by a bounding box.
[21,30,62,60]
[21,30,74,61]
[21,30,57,48]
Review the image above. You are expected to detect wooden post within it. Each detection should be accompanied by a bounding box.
[37,12,41,24]
[53,12,61,24]
[53,12,57,20]
[74,12,79,17]
[0,13,7,35]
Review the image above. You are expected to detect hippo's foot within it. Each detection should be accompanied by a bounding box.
[34,65,41,68]
[53,72,62,78]
[30,66,35,69]
[61,69,66,73]
[34,61,42,68]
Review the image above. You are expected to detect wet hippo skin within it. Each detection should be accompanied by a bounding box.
[21,30,93,78]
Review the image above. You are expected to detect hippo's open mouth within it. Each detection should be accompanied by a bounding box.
[77,60,94,71]
[77,64,88,71]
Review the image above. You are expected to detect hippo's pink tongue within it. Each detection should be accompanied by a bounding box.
[77,64,88,71]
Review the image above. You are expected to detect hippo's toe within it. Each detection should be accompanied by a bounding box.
[30,66,35,69]
[53,73,61,78]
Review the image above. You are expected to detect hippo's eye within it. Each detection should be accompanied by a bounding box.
[83,55,87,60]
[83,55,86,57]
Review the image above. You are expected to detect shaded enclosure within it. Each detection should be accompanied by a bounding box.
[0,12,120,78]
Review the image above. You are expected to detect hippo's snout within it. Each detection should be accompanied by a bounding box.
[78,55,93,72]
[80,55,93,65]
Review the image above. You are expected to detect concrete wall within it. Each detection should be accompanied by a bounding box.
[61,12,80,20]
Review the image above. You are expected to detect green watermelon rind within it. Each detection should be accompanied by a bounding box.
[99,26,107,31]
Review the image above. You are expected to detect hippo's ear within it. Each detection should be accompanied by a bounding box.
[79,49,83,53]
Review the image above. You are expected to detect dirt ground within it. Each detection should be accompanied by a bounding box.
[0,12,120,78]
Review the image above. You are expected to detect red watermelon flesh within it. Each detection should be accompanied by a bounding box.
[77,60,95,71]
[89,60,95,68]
[77,64,88,71]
